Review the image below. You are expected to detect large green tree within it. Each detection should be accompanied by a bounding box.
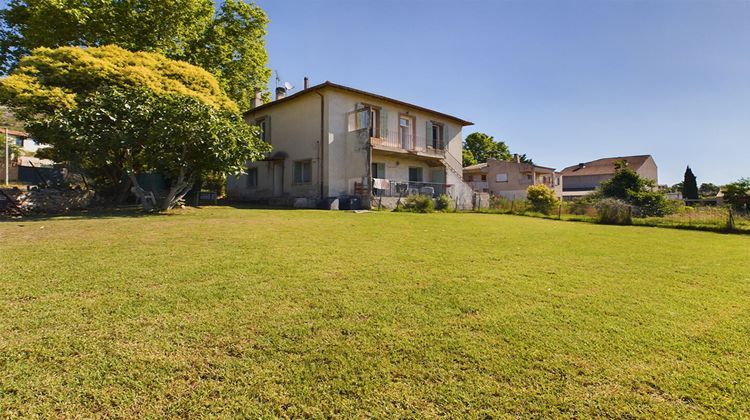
[463,132,512,164]
[0,45,269,210]
[722,178,750,211]
[682,166,699,200]
[0,0,270,110]
[599,160,671,216]
[699,182,720,198]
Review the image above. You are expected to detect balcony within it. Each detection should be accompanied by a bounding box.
[369,129,446,159]
[372,180,450,198]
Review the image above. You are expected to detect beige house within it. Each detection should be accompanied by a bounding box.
[560,155,658,199]
[227,81,475,208]
[463,157,563,200]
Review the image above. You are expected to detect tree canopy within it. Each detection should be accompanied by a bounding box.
[598,160,671,216]
[0,0,270,109]
[0,45,269,210]
[463,132,511,165]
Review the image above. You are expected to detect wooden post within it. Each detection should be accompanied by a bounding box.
[728,207,735,231]
[558,203,562,220]
[4,127,8,186]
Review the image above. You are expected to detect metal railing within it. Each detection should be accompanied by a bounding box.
[372,180,450,198]
[370,129,446,157]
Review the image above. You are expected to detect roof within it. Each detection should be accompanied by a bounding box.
[2,128,29,138]
[245,81,474,126]
[560,155,652,177]
[463,160,556,172]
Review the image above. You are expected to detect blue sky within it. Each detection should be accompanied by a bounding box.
[256,0,749,186]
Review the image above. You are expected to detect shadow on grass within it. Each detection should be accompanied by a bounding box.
[0,206,159,222]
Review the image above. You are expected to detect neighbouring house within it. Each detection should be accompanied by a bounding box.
[463,157,563,200]
[560,155,658,200]
[227,81,475,209]
[1,128,57,184]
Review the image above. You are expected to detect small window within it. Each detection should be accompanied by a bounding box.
[293,160,312,184]
[408,167,423,182]
[372,162,386,179]
[496,173,508,182]
[430,123,443,149]
[256,117,269,143]
[481,175,487,181]
[246,167,258,188]
[14,137,23,146]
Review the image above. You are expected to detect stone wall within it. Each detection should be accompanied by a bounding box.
[2,188,94,215]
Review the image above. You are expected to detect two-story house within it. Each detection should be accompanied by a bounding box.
[463,157,563,200]
[227,81,474,209]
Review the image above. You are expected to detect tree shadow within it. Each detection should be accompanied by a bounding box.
[0,206,163,222]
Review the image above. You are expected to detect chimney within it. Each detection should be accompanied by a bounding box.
[304,77,309,89]
[250,89,263,109]
[513,154,520,163]
[578,163,586,168]
[275,86,287,100]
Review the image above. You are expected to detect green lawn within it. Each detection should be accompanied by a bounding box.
[1,207,749,417]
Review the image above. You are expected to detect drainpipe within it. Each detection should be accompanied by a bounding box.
[315,90,324,200]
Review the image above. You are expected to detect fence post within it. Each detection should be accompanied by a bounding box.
[728,207,735,231]
[558,203,562,220]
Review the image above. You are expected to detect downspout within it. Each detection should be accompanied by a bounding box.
[315,90,324,200]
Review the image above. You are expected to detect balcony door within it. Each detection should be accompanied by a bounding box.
[399,116,413,149]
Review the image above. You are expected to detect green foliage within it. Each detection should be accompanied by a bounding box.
[399,194,435,213]
[31,87,268,210]
[462,149,477,167]
[0,138,20,159]
[682,166,699,200]
[699,183,720,198]
[526,184,558,215]
[722,178,750,211]
[595,198,632,225]
[435,193,452,211]
[462,132,511,164]
[598,161,671,217]
[0,0,270,109]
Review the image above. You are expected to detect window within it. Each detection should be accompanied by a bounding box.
[408,167,423,182]
[430,122,444,149]
[371,162,386,179]
[496,173,508,182]
[293,160,312,184]
[481,175,487,181]
[399,116,413,149]
[14,137,23,146]
[256,117,270,143]
[246,167,258,188]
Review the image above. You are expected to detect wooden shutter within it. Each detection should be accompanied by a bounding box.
[266,116,272,143]
[426,121,433,147]
[379,110,388,138]
[443,125,449,148]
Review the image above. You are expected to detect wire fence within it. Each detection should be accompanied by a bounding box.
[481,196,750,233]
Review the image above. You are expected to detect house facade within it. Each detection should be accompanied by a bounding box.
[463,157,563,200]
[560,155,658,200]
[227,82,474,208]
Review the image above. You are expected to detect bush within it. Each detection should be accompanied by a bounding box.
[436,194,452,211]
[629,190,676,217]
[526,184,559,215]
[595,198,632,225]
[399,195,435,213]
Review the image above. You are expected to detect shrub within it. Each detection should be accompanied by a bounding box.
[595,198,632,225]
[400,195,435,213]
[630,190,676,217]
[526,184,559,215]
[436,194,452,211]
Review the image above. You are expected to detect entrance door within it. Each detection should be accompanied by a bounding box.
[273,162,283,196]
[399,117,412,149]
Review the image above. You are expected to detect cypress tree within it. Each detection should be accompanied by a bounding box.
[682,166,699,200]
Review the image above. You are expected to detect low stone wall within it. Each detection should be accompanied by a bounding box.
[2,188,94,215]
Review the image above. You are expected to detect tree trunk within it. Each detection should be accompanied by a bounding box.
[158,167,193,211]
[127,171,156,212]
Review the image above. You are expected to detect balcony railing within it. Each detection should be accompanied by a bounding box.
[369,129,446,157]
[372,180,450,198]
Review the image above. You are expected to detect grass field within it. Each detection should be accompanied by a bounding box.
[1,207,749,417]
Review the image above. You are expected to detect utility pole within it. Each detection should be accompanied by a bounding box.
[4,127,8,186]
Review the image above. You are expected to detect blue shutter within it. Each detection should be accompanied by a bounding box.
[426,121,433,148]
[444,125,450,148]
